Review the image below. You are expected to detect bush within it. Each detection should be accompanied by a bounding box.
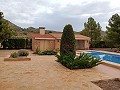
[60,24,76,58]
[33,47,41,54]
[18,49,29,56]
[41,50,57,55]
[90,41,117,48]
[10,52,19,58]
[56,53,102,69]
[33,49,57,55]
[2,39,32,49]
[90,41,107,48]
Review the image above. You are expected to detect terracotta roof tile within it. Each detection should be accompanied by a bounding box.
[32,33,90,40]
[50,33,90,40]
[49,33,62,38]
[32,34,54,38]
[75,34,90,40]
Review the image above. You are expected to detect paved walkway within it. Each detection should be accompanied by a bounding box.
[0,50,120,90]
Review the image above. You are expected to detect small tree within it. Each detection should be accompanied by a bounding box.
[60,24,76,57]
[0,11,15,43]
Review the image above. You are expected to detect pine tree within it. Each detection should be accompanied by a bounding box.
[80,17,101,42]
[106,13,120,48]
[60,24,76,57]
[0,11,15,43]
[0,11,3,32]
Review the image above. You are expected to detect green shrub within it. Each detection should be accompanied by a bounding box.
[60,24,76,58]
[33,49,57,55]
[10,52,19,58]
[56,53,102,70]
[18,49,29,56]
[33,47,41,54]
[2,38,32,49]
[41,50,57,55]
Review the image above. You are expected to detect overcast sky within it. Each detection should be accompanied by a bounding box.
[0,0,120,31]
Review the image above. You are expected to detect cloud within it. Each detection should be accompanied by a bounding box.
[0,0,120,31]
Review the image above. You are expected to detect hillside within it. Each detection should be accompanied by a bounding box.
[6,19,23,32]
[4,19,61,36]
[5,19,106,37]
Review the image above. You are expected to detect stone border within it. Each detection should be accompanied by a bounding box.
[91,78,120,84]
[4,57,31,61]
[87,50,120,55]
[102,60,120,70]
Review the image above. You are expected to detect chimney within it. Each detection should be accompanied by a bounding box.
[39,27,45,34]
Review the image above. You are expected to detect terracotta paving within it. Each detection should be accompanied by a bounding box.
[0,50,120,90]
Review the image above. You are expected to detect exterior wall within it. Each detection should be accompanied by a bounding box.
[76,40,85,50]
[32,38,55,51]
[49,40,55,50]
[55,39,60,51]
[32,38,90,51]
[76,40,89,50]
[84,40,89,50]
[54,39,89,50]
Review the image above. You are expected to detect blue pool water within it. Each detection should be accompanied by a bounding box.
[87,51,120,64]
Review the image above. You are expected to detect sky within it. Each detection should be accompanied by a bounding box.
[0,0,120,32]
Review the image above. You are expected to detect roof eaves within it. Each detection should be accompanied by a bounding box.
[35,37,55,40]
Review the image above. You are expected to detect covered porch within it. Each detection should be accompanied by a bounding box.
[76,40,89,50]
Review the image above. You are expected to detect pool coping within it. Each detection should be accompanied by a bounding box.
[87,50,120,55]
[102,60,120,70]
[77,50,120,70]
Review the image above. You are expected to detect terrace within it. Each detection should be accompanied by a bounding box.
[0,50,120,90]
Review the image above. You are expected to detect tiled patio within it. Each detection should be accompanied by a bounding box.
[0,50,120,90]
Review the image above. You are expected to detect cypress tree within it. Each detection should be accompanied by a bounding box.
[60,24,76,57]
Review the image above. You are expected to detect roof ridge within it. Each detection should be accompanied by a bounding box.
[48,33,56,39]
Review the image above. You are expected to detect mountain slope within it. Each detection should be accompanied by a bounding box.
[4,19,61,36]
[5,19,23,32]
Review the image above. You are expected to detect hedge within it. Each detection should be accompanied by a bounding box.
[90,41,116,48]
[1,39,32,49]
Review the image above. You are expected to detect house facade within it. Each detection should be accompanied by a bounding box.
[32,27,90,51]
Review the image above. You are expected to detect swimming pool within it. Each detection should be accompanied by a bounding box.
[87,51,120,64]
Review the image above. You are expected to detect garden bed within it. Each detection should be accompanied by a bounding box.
[92,78,120,90]
[4,57,31,61]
